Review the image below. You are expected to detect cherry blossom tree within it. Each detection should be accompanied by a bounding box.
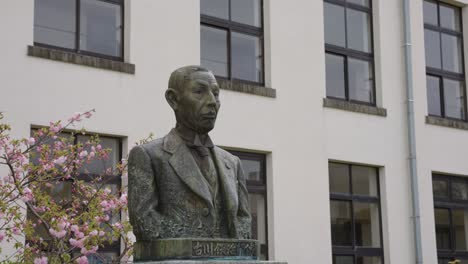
[0,110,134,264]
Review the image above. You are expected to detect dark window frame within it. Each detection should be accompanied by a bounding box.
[227,150,268,260]
[324,0,377,106]
[433,174,468,262]
[424,0,467,121]
[329,162,384,264]
[27,129,124,258]
[201,0,265,85]
[34,0,124,61]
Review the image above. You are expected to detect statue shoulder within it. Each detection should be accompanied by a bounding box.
[214,146,240,164]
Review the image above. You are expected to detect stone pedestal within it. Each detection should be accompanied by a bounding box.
[134,238,259,262]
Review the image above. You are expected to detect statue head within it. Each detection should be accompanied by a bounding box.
[166,66,221,134]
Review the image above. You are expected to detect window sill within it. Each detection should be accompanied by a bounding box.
[216,78,276,98]
[323,98,387,117]
[27,45,135,74]
[426,116,468,130]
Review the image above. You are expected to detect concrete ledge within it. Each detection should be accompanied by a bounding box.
[217,79,276,98]
[27,45,135,74]
[323,98,387,117]
[426,116,468,130]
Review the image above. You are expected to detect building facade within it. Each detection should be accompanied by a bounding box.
[2,0,468,263]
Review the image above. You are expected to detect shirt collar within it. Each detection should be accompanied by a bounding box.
[175,124,214,148]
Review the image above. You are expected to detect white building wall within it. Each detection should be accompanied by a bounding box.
[2,0,468,263]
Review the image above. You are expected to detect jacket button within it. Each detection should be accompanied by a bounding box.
[202,208,210,216]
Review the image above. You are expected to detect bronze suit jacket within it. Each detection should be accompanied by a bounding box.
[128,129,251,241]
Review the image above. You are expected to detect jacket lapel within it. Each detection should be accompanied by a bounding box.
[164,129,214,209]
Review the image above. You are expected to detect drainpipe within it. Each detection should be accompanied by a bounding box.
[402,0,423,263]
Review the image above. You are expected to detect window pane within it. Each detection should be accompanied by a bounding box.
[425,29,442,69]
[354,202,381,247]
[201,0,229,20]
[347,0,370,7]
[87,252,119,264]
[34,0,76,49]
[80,0,122,57]
[330,200,352,246]
[452,181,468,200]
[423,1,438,26]
[356,256,382,264]
[453,209,468,251]
[241,158,262,182]
[435,208,451,250]
[443,79,465,120]
[440,4,461,31]
[352,166,378,197]
[326,53,346,99]
[433,179,448,199]
[427,75,442,116]
[329,163,350,194]
[438,259,451,264]
[249,194,267,260]
[231,0,262,27]
[441,34,463,74]
[348,58,374,103]
[78,136,120,175]
[201,26,228,78]
[346,9,372,53]
[334,255,354,264]
[324,3,346,47]
[231,32,263,83]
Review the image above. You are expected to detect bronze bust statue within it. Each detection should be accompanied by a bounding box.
[128,66,251,242]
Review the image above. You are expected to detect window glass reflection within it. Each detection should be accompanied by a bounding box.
[34,0,76,49]
[443,79,465,120]
[441,34,463,74]
[348,58,374,103]
[78,136,120,175]
[352,166,378,197]
[80,0,122,57]
[330,201,352,246]
[329,163,350,194]
[200,0,229,20]
[425,29,442,69]
[231,32,263,83]
[427,75,442,117]
[435,208,451,250]
[249,194,267,260]
[354,202,381,247]
[326,53,346,100]
[453,209,468,251]
[231,0,261,27]
[346,9,372,52]
[324,3,346,47]
[356,256,382,264]
[440,4,461,31]
[452,182,468,200]
[334,255,354,264]
[201,26,228,78]
[423,1,438,26]
[241,159,262,182]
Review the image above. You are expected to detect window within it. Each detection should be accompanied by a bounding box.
[227,150,268,260]
[433,174,468,263]
[324,0,375,105]
[28,130,123,262]
[328,162,383,264]
[34,0,123,60]
[200,0,264,84]
[424,1,466,120]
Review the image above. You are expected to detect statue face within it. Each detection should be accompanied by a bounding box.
[176,71,220,134]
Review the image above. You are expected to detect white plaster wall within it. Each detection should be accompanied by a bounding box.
[3,0,468,263]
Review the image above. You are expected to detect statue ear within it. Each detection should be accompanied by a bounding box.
[165,88,179,111]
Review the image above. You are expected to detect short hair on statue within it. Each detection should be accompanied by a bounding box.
[168,65,211,92]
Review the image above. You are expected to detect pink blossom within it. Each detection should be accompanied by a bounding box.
[33,256,48,264]
[113,222,123,230]
[76,256,88,264]
[68,112,82,123]
[76,231,85,239]
[0,231,5,242]
[70,225,79,232]
[89,230,98,237]
[79,150,88,159]
[49,228,66,239]
[99,231,105,237]
[119,193,128,206]
[96,145,102,151]
[53,156,67,165]
[12,226,20,235]
[69,238,85,248]
[28,137,36,145]
[84,111,93,119]
[88,151,95,158]
[21,187,34,202]
[49,122,62,133]
[81,245,98,255]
